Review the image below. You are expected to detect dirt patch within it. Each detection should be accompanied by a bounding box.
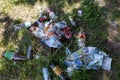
[95,0,106,7]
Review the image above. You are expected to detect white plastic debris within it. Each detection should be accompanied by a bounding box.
[78,10,82,16]
[43,68,51,80]
[102,56,112,71]
[69,16,76,26]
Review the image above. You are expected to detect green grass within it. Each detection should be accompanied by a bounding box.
[0,0,120,80]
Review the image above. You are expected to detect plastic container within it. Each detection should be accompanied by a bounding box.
[43,68,51,80]
[50,63,71,80]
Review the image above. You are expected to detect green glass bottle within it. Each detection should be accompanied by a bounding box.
[2,51,26,61]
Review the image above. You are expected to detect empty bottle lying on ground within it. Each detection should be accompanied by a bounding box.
[50,63,71,80]
[43,68,51,80]
[2,51,27,61]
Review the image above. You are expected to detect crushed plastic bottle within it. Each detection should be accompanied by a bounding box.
[14,21,31,30]
[77,31,86,48]
[43,68,51,80]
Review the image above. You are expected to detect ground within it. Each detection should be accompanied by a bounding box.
[0,0,120,80]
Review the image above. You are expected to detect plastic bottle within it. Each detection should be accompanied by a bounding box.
[2,51,26,61]
[43,68,51,80]
[65,47,71,55]
[50,63,71,80]
[46,8,57,20]
[77,31,86,48]
[63,27,72,39]
[27,45,32,59]
[14,21,31,30]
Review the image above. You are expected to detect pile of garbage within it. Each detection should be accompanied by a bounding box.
[64,31,112,76]
[0,8,112,80]
[14,8,72,48]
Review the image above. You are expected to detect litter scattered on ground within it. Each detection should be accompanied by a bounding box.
[64,47,112,75]
[14,8,72,48]
[43,68,51,80]
[1,7,112,79]
[77,31,86,48]
[63,31,112,76]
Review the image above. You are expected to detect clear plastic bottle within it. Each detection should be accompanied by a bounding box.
[46,8,57,20]
[43,68,51,80]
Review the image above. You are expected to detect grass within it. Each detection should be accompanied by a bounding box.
[0,0,120,80]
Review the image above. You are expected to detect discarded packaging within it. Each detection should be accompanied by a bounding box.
[78,10,82,16]
[43,68,51,80]
[46,8,58,20]
[50,63,71,80]
[102,56,112,71]
[64,47,112,75]
[77,31,86,48]
[3,51,26,61]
